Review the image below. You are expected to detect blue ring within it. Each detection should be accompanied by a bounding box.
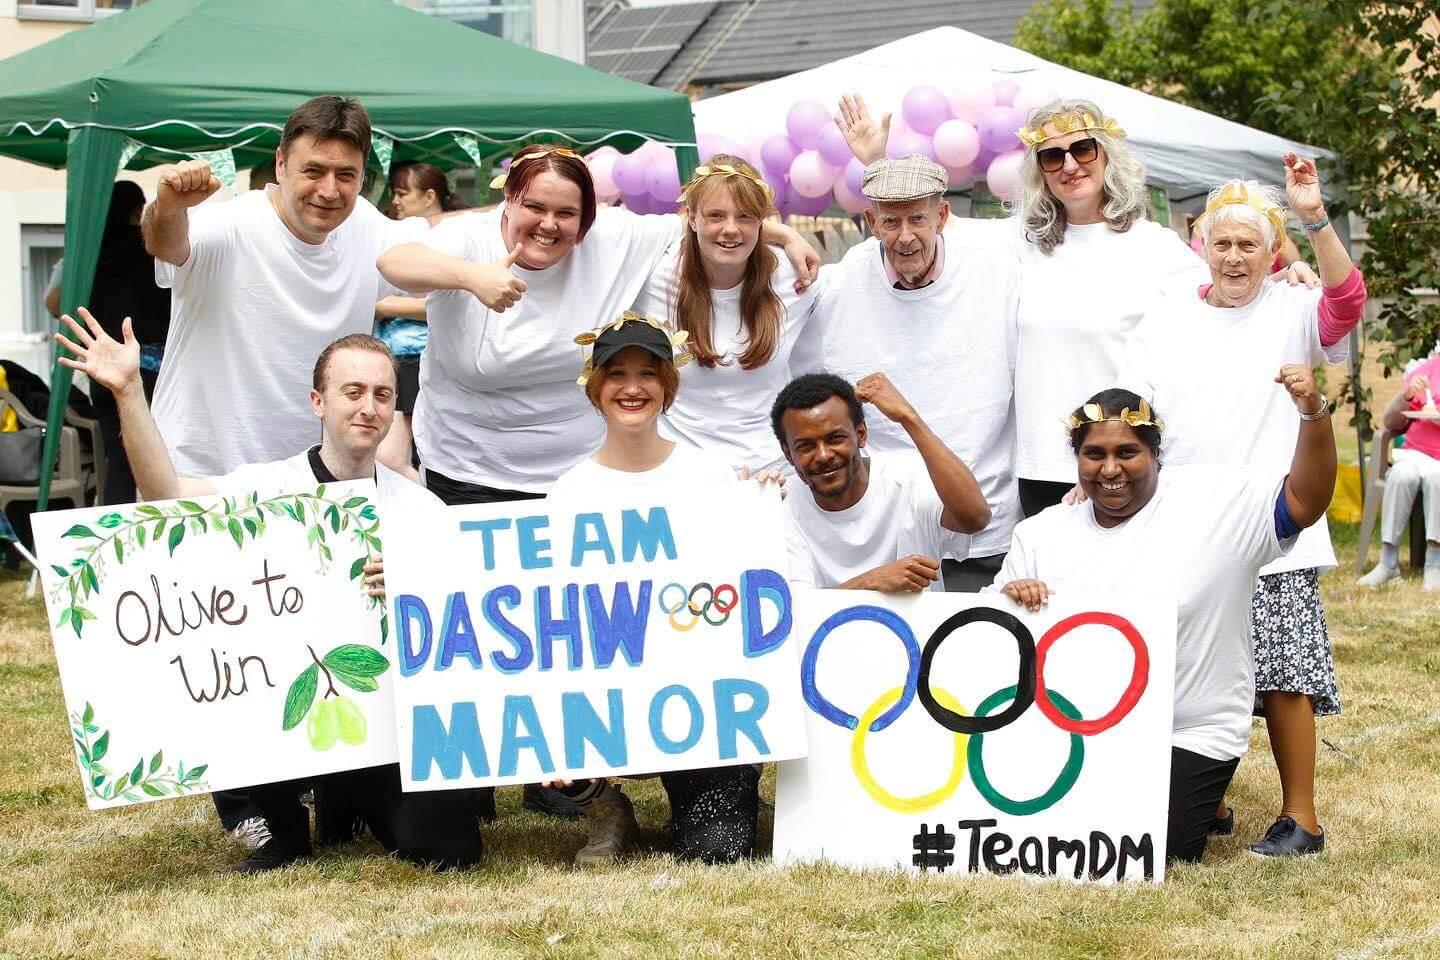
[801,605,920,732]
[658,582,689,615]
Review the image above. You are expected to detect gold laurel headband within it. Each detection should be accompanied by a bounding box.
[489,146,586,191]
[677,163,774,204]
[574,310,694,386]
[1064,399,1165,436]
[1017,111,1127,149]
[1191,179,1288,239]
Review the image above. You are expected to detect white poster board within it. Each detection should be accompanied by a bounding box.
[382,481,808,790]
[774,589,1175,882]
[34,482,397,809]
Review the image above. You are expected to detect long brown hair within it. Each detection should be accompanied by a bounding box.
[674,155,783,369]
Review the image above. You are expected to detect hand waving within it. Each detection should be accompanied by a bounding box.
[836,93,889,167]
[1283,152,1325,223]
[54,308,141,395]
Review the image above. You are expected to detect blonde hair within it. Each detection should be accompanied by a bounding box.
[674,155,783,369]
[1016,99,1149,255]
[1195,179,1286,249]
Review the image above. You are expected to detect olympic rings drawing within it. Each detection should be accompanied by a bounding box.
[658,581,739,631]
[801,607,1149,815]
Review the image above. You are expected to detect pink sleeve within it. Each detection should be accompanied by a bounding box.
[1317,267,1367,347]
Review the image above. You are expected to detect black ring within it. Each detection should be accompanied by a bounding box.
[687,581,715,615]
[917,607,1036,734]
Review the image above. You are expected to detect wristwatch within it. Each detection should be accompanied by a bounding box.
[1299,395,1330,421]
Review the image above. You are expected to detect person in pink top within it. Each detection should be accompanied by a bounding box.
[1359,356,1440,590]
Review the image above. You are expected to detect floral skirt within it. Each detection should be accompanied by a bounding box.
[1251,568,1341,717]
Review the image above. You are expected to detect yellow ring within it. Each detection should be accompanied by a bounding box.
[668,609,700,632]
[850,685,968,814]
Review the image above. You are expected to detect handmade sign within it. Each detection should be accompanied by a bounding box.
[34,482,396,809]
[381,480,807,790]
[773,589,1175,882]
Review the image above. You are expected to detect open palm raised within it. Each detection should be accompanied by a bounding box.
[55,307,140,395]
[1283,152,1325,221]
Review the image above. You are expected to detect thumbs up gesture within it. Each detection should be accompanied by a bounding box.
[156,159,221,211]
[467,244,528,312]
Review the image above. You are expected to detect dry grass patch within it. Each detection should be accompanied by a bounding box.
[1,527,1437,960]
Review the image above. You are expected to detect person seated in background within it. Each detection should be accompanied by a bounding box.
[771,372,989,593]
[1359,359,1440,590]
[53,308,484,873]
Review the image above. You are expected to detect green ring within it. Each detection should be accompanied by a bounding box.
[967,684,1084,816]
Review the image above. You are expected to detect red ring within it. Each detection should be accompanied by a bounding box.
[712,583,738,614]
[1035,611,1148,736]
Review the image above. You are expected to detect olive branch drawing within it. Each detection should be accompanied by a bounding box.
[70,701,208,803]
[44,485,387,642]
[281,643,390,751]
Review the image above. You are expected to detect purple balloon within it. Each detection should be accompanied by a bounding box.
[786,99,832,150]
[977,106,1023,155]
[843,157,866,195]
[698,132,745,164]
[760,134,801,180]
[785,181,832,217]
[991,78,1020,107]
[816,121,853,167]
[972,146,998,175]
[887,129,936,161]
[622,190,652,215]
[901,85,952,136]
[613,152,651,196]
[644,156,682,201]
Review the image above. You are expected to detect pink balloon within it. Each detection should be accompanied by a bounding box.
[902,85,952,136]
[760,134,801,180]
[816,120,853,167]
[944,163,976,186]
[786,99,832,150]
[991,78,1020,107]
[785,180,832,217]
[843,157,866,194]
[932,119,980,168]
[977,106,1023,155]
[789,150,839,198]
[972,147,998,176]
[638,139,671,163]
[948,73,996,124]
[887,129,936,161]
[986,150,1025,201]
[1011,79,1060,124]
[644,154,682,201]
[589,151,620,200]
[612,151,651,195]
[832,175,868,214]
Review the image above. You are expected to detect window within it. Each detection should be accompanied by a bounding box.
[20,224,64,336]
[404,0,534,46]
[17,0,135,23]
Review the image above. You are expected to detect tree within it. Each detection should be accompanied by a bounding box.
[1016,0,1440,435]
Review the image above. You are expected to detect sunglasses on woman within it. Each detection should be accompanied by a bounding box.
[1037,137,1100,173]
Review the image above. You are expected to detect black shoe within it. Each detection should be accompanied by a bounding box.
[313,785,365,847]
[1209,806,1235,837]
[233,838,311,873]
[1247,816,1325,857]
[522,782,583,821]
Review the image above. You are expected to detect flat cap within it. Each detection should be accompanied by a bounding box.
[861,155,949,202]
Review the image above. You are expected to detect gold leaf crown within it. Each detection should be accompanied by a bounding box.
[1017,111,1127,149]
[1064,399,1165,436]
[575,311,694,385]
[677,163,774,204]
[1191,179,1287,239]
[489,146,585,191]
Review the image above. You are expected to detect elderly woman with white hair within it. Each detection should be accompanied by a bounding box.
[1118,153,1366,858]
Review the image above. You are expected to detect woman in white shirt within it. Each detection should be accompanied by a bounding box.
[543,313,779,866]
[631,155,819,475]
[995,374,1336,865]
[1121,157,1365,858]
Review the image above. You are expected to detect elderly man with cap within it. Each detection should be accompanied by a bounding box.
[792,153,1021,590]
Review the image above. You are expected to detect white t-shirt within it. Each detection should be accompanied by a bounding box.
[800,217,1021,559]
[152,188,425,476]
[994,465,1290,760]
[632,241,818,474]
[211,449,321,497]
[547,443,737,499]
[1013,218,1211,483]
[784,452,952,593]
[414,207,681,492]
[1120,282,1347,574]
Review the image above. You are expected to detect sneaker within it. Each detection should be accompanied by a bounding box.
[233,837,311,874]
[574,784,639,866]
[227,815,272,850]
[1209,806,1235,837]
[1247,816,1325,857]
[523,782,583,821]
[1424,566,1440,592]
[1357,563,1400,587]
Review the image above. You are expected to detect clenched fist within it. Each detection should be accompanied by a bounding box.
[156,159,221,210]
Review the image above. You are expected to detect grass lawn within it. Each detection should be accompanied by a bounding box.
[1,524,1437,960]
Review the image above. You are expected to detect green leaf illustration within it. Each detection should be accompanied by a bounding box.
[141,783,164,798]
[167,523,185,557]
[227,518,244,549]
[243,517,258,538]
[316,484,326,498]
[92,730,109,761]
[50,564,70,579]
[282,664,319,731]
[342,496,368,509]
[149,750,163,774]
[136,504,162,518]
[349,557,366,581]
[380,613,389,645]
[97,512,124,529]
[186,764,208,781]
[62,524,98,539]
[55,608,72,630]
[114,538,124,562]
[130,757,144,785]
[136,524,147,548]
[82,702,94,725]
[333,670,379,693]
[177,500,205,513]
[82,563,99,596]
[322,645,388,678]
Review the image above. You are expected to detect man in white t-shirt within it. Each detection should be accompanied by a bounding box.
[794,148,1021,593]
[54,312,485,874]
[143,95,427,477]
[772,371,990,592]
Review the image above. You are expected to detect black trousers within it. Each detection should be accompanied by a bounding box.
[424,468,544,506]
[941,554,1004,593]
[1167,747,1241,864]
[248,763,483,869]
[1018,478,1074,518]
[660,765,761,864]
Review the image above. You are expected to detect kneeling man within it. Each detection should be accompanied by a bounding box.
[55,308,483,872]
[771,372,989,592]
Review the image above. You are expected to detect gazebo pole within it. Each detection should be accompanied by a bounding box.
[37,126,126,511]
